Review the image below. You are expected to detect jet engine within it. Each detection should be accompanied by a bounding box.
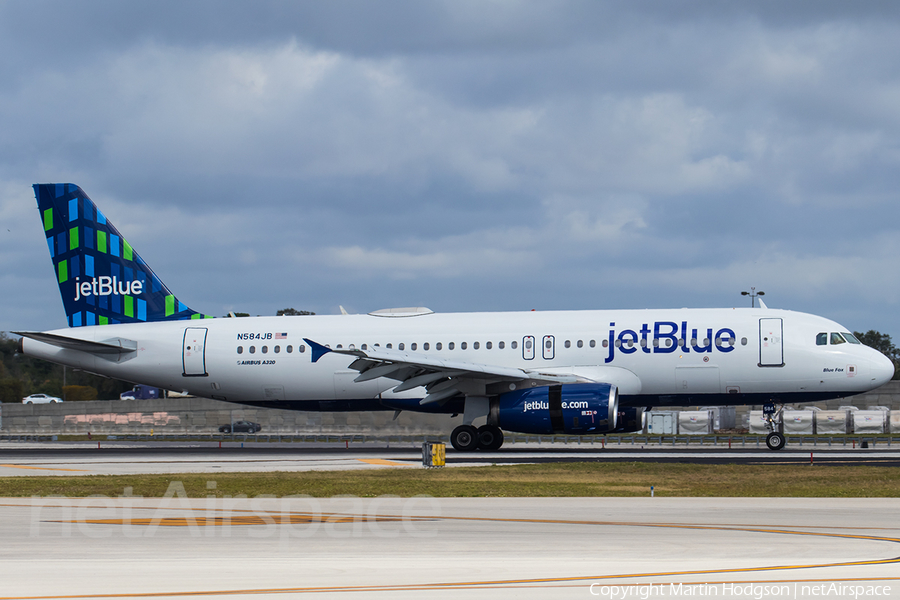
[614,407,647,433]
[494,383,618,435]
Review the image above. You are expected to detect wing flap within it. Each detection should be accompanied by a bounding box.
[304,337,583,404]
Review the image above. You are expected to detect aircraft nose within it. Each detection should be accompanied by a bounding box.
[871,351,895,386]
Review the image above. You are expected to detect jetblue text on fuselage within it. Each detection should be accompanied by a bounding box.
[605,321,737,363]
[73,276,143,301]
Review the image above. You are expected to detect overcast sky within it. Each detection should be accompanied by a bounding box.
[2,1,900,337]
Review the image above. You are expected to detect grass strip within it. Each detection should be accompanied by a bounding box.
[1,462,899,497]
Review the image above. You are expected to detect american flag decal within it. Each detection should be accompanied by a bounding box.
[275,332,288,339]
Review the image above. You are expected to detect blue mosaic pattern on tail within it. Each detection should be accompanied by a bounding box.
[33,183,211,327]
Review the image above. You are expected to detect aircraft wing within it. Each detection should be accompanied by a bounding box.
[304,338,585,404]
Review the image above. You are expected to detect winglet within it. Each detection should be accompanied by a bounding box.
[303,338,332,363]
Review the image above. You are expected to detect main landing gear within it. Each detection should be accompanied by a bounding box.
[450,424,504,451]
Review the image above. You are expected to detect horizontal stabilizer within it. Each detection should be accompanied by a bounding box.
[14,331,137,355]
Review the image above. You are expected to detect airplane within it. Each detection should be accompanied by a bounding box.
[15,184,895,451]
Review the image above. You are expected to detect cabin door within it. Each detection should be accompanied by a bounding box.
[759,318,784,367]
[183,327,208,376]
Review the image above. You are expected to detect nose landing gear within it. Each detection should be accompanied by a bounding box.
[763,402,785,450]
[765,431,786,450]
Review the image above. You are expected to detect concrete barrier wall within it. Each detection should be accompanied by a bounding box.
[3,380,900,435]
[0,397,458,435]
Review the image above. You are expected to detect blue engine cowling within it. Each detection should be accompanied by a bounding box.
[495,383,618,435]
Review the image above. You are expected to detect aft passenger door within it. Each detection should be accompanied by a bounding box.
[183,327,208,376]
[759,318,784,367]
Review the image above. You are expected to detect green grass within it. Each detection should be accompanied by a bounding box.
[2,462,899,497]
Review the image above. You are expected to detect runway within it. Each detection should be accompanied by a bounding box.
[0,497,898,599]
[2,441,900,476]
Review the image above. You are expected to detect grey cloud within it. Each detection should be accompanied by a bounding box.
[1,2,900,338]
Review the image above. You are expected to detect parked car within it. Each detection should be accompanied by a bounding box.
[219,421,262,434]
[22,394,63,404]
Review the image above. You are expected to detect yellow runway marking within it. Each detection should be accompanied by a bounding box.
[0,464,87,472]
[4,503,900,598]
[356,458,412,467]
[2,575,900,598]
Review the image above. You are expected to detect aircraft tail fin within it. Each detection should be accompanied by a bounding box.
[33,183,211,327]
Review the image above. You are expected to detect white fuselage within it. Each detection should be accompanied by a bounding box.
[20,307,895,411]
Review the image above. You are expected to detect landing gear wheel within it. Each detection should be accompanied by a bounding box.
[766,432,786,451]
[450,425,479,451]
[477,425,504,451]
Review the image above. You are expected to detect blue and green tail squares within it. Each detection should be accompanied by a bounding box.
[34,184,212,327]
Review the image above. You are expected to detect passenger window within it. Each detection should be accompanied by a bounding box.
[237,346,243,354]
[589,340,596,348]
[398,343,405,350]
[525,339,533,350]
[830,332,846,345]
[249,346,256,354]
[274,346,280,354]
[448,342,455,350]
[640,339,647,348]
[461,342,467,350]
[386,343,392,349]
[423,342,429,350]
[602,340,609,348]
[336,344,343,349]
[261,346,268,354]
[500,341,506,349]
[474,342,480,349]
[564,340,571,348]
[816,333,827,346]
[741,337,747,346]
[411,343,417,351]
[299,345,306,353]
[511,341,517,349]
[361,344,368,350]
[287,345,293,353]
[486,341,492,349]
[577,340,583,348]
[436,342,443,350]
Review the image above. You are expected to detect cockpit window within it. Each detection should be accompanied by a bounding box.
[830,332,846,345]
[843,332,861,344]
[816,333,827,346]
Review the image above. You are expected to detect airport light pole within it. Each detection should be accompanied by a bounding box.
[741,287,765,308]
